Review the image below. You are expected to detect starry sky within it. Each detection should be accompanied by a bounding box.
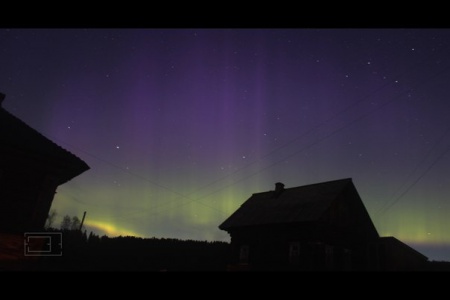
[1,28,450,261]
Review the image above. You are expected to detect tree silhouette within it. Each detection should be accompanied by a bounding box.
[45,209,57,229]
[59,214,83,231]
[60,215,72,230]
[71,216,81,231]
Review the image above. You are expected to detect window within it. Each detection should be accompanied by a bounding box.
[239,245,249,263]
[343,248,352,270]
[289,242,300,264]
[325,245,334,269]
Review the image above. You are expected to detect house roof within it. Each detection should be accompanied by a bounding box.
[0,94,89,184]
[379,236,428,261]
[219,178,355,230]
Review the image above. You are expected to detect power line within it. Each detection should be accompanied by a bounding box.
[50,136,228,215]
[374,125,450,218]
[155,47,444,202]
[100,62,439,220]
[114,63,450,223]
[48,50,450,223]
[170,65,450,198]
[378,130,450,216]
[106,91,405,222]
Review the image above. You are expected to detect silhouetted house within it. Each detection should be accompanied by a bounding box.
[219,178,428,271]
[0,92,89,233]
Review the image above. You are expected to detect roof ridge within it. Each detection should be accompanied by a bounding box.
[219,178,357,230]
[252,178,353,195]
[289,178,352,189]
[1,106,89,169]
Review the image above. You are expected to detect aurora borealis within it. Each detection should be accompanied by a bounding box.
[1,28,450,261]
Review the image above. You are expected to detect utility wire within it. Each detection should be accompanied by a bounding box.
[48,51,450,222]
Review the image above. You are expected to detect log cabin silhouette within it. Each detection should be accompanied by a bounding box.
[0,92,89,266]
[219,178,428,271]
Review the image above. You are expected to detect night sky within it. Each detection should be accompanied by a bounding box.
[1,28,450,261]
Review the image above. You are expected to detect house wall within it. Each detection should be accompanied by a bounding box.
[378,239,428,271]
[0,150,59,233]
[227,223,375,271]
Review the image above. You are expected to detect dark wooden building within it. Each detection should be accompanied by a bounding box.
[219,178,428,271]
[377,237,428,271]
[0,92,89,234]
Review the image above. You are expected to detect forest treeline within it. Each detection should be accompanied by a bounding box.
[33,228,230,271]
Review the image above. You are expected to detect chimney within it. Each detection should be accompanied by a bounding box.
[0,92,5,107]
[274,182,285,197]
